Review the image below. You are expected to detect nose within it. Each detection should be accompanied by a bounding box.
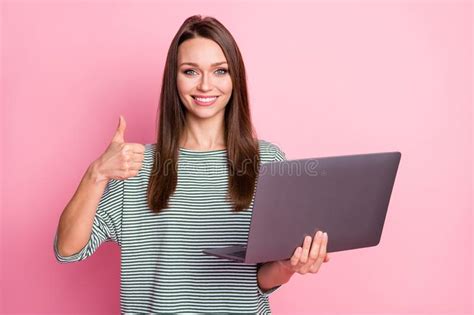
[197,72,212,91]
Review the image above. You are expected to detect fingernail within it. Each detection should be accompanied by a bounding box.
[323,232,328,238]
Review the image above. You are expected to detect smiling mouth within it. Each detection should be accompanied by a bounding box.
[192,96,219,99]
[192,96,219,103]
[191,95,219,106]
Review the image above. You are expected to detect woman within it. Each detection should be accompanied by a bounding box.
[54,15,330,314]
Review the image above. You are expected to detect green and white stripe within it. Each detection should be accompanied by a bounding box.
[54,139,286,314]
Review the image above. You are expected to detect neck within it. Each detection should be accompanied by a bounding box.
[180,113,226,151]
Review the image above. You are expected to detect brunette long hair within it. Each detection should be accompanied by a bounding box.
[147,15,260,213]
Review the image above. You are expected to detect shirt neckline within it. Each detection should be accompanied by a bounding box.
[178,147,227,154]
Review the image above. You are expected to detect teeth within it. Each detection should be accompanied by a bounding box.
[195,97,217,102]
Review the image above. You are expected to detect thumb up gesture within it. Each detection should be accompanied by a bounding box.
[93,115,145,183]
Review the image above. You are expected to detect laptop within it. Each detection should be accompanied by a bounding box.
[202,151,401,264]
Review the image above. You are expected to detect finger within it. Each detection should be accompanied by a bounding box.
[319,232,328,260]
[299,235,313,264]
[315,232,328,265]
[131,152,145,163]
[127,143,146,154]
[308,231,323,265]
[300,231,322,273]
[122,143,145,154]
[127,160,143,171]
[323,254,330,263]
[125,168,140,178]
[120,152,144,171]
[112,115,126,143]
[311,232,328,273]
[290,247,302,267]
[309,255,324,273]
[119,155,142,170]
[309,260,322,273]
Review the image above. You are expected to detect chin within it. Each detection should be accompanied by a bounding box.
[187,109,225,120]
[184,99,227,120]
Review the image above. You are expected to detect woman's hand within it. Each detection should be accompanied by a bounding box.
[92,115,146,183]
[276,230,330,275]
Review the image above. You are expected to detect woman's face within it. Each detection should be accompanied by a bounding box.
[177,37,233,121]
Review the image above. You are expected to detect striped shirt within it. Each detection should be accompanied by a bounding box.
[54,139,286,314]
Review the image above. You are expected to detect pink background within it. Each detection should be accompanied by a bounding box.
[1,1,472,314]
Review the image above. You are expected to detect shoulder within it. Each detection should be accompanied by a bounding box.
[257,139,287,163]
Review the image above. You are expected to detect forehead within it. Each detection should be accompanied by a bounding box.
[177,37,227,66]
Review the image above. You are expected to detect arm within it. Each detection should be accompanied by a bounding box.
[257,261,295,292]
[55,161,108,256]
[54,116,144,260]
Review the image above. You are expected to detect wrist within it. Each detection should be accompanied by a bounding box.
[257,261,294,292]
[275,261,296,278]
[86,159,108,185]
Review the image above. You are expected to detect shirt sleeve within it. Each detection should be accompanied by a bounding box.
[53,178,124,263]
[271,143,287,162]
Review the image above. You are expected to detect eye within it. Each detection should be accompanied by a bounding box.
[182,68,229,76]
[183,69,197,76]
[216,68,228,75]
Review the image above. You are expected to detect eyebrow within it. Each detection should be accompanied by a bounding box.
[179,61,228,67]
